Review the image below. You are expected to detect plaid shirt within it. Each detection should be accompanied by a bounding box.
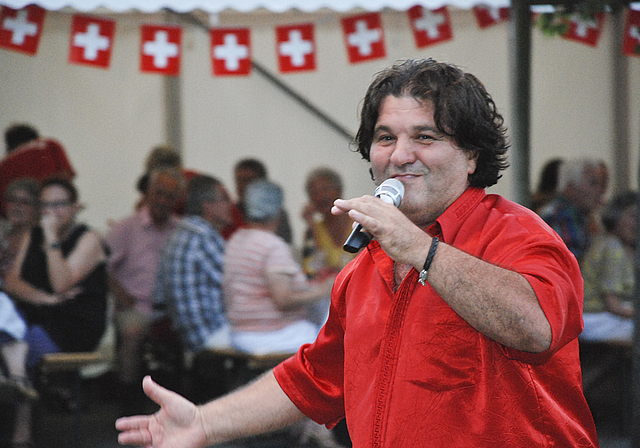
[155,215,228,352]
[539,196,590,263]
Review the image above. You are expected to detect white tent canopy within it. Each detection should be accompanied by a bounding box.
[2,0,512,13]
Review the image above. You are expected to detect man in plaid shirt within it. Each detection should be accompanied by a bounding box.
[155,175,234,353]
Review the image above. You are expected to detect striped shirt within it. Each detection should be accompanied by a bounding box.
[223,228,308,332]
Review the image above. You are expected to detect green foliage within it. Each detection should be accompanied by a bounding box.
[534,0,629,37]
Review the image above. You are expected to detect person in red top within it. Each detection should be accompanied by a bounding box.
[0,125,75,216]
[116,59,598,448]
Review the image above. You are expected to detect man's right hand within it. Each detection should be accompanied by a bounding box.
[116,376,208,448]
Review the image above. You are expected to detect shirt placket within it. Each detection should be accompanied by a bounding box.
[371,270,417,447]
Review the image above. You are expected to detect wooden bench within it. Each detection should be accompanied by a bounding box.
[37,350,111,448]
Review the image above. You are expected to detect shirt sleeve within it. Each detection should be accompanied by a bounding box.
[105,220,128,274]
[273,263,355,427]
[495,231,584,365]
[170,234,208,350]
[265,238,302,276]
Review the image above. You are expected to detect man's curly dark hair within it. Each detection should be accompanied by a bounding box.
[355,59,509,189]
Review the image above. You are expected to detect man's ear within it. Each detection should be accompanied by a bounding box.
[466,151,478,175]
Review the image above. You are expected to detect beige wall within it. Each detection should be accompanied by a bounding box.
[1,8,638,247]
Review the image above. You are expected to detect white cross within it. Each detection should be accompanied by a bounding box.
[213,33,248,71]
[347,20,381,56]
[143,31,179,68]
[630,25,640,43]
[482,6,502,22]
[3,9,38,45]
[73,23,110,61]
[279,30,313,67]
[414,8,446,39]
[570,13,599,38]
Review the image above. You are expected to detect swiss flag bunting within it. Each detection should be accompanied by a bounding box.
[562,12,604,47]
[140,24,181,76]
[473,5,510,29]
[276,23,316,73]
[622,9,640,56]
[341,12,386,64]
[68,15,115,68]
[211,28,251,76]
[0,5,45,55]
[4,5,640,74]
[408,6,453,48]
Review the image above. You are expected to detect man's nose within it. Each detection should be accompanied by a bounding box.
[389,136,416,166]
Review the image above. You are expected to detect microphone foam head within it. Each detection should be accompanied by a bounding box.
[374,178,404,207]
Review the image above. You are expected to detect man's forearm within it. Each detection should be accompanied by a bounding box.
[200,370,306,445]
[423,240,552,353]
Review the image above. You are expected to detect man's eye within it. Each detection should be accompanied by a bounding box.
[417,134,435,141]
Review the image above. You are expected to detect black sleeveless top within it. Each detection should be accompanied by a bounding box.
[18,224,108,352]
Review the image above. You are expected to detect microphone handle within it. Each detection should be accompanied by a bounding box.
[343,223,372,253]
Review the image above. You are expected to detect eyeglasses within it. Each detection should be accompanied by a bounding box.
[6,197,38,206]
[41,200,72,209]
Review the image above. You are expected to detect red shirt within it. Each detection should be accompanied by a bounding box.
[274,187,598,448]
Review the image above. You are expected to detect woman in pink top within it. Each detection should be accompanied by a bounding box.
[223,180,335,355]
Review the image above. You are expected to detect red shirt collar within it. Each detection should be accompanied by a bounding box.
[426,187,486,243]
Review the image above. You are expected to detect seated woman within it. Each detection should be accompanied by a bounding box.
[5,177,108,362]
[581,191,638,342]
[4,177,108,447]
[223,180,335,355]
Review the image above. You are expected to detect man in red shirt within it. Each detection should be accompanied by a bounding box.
[117,59,598,448]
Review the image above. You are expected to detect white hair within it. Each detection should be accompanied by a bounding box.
[557,157,603,192]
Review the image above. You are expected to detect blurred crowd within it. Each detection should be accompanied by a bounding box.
[0,123,355,448]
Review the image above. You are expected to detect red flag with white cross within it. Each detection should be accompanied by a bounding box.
[211,27,251,76]
[276,23,316,73]
[0,5,45,55]
[68,15,115,68]
[140,24,182,76]
[341,12,386,64]
[562,12,604,47]
[408,6,453,48]
[622,9,640,57]
[473,5,510,29]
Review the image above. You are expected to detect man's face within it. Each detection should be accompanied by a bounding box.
[204,185,234,230]
[307,176,341,215]
[147,173,181,225]
[574,165,606,213]
[369,95,476,228]
[235,167,261,202]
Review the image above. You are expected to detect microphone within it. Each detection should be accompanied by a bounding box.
[343,178,404,253]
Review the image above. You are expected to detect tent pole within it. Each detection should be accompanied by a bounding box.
[164,74,183,152]
[508,0,532,207]
[633,132,640,447]
[163,9,183,152]
[612,8,630,194]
